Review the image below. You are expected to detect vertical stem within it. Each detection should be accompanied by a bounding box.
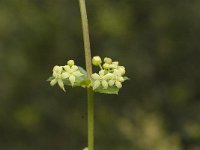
[87,87,94,150]
[79,0,92,77]
[79,0,94,150]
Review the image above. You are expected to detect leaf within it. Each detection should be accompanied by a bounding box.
[62,79,71,86]
[47,76,54,81]
[123,76,130,81]
[95,86,119,94]
[78,66,87,77]
[80,79,91,87]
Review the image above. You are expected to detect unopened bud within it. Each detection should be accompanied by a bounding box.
[103,63,110,69]
[112,61,119,66]
[104,57,112,64]
[118,66,125,75]
[92,56,102,66]
[67,60,74,66]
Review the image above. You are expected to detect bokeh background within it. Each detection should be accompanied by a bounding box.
[0,0,200,150]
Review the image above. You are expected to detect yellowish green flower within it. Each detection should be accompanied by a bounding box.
[92,56,102,66]
[62,65,83,86]
[91,70,109,90]
[50,65,66,91]
[91,56,127,91]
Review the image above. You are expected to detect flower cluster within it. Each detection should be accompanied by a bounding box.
[91,56,126,91]
[50,60,83,92]
[48,57,128,94]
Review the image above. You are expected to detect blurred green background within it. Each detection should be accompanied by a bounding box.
[0,0,200,150]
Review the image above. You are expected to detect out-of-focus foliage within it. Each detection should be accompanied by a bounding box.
[0,0,200,150]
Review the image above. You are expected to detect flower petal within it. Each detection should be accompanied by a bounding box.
[69,75,76,86]
[50,79,57,86]
[62,72,70,79]
[91,73,100,80]
[53,65,62,73]
[103,73,113,80]
[63,65,71,72]
[115,81,122,89]
[108,80,115,86]
[93,80,100,90]
[113,69,120,76]
[99,70,105,77]
[102,80,108,89]
[118,77,124,82]
[58,79,65,91]
[71,65,78,71]
[73,71,83,77]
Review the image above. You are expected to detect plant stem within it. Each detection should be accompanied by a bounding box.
[79,0,94,150]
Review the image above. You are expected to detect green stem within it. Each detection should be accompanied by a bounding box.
[79,0,94,150]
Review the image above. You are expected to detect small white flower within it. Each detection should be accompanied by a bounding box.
[92,56,102,66]
[107,69,125,89]
[91,70,109,90]
[90,56,128,92]
[63,65,83,86]
[51,66,66,91]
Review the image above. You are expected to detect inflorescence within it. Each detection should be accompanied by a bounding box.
[91,56,126,90]
[48,56,128,94]
[50,60,83,92]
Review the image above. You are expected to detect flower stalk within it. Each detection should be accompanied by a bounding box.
[79,0,94,150]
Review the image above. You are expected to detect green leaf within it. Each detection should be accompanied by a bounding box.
[62,79,71,86]
[80,79,91,87]
[47,76,54,81]
[95,86,119,94]
[123,76,130,81]
[78,66,87,77]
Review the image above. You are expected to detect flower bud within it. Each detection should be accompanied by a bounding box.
[115,81,122,89]
[110,64,118,69]
[103,73,113,80]
[112,61,119,66]
[103,63,110,69]
[118,77,124,82]
[108,80,115,86]
[118,66,125,75]
[92,56,102,66]
[104,57,112,64]
[102,80,108,89]
[67,60,74,66]
[91,73,100,80]
[53,65,63,73]
[93,80,100,90]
